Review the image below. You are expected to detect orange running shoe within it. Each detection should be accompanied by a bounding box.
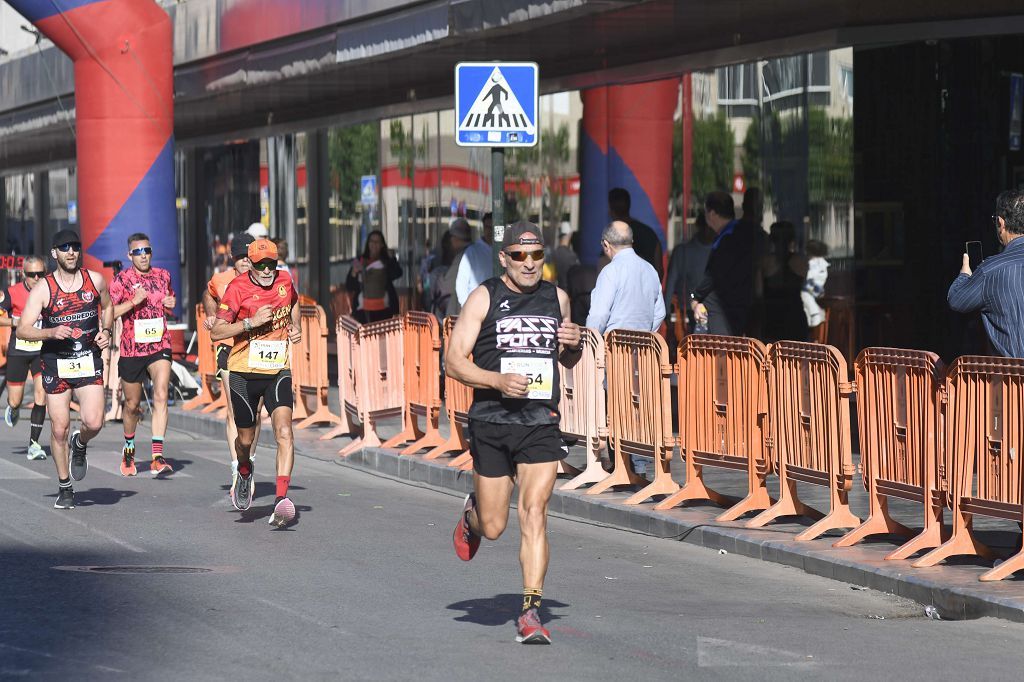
[120,445,137,476]
[452,493,481,561]
[150,456,172,477]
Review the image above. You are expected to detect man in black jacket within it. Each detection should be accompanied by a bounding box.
[691,191,755,336]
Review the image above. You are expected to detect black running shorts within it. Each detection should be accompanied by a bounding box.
[468,420,566,478]
[228,370,292,429]
[5,354,41,385]
[216,344,230,378]
[118,350,172,385]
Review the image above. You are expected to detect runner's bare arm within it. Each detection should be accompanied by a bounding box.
[556,287,582,368]
[17,280,68,340]
[446,286,528,397]
[93,271,114,350]
[201,290,218,329]
[111,283,148,319]
[289,300,302,344]
[210,304,273,342]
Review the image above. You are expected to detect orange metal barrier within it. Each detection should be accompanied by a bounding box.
[559,328,609,490]
[338,317,404,457]
[587,329,677,504]
[914,356,1020,580]
[183,304,225,413]
[747,341,860,541]
[382,312,446,455]
[321,316,362,442]
[292,304,342,429]
[655,335,773,520]
[424,316,472,468]
[834,348,944,557]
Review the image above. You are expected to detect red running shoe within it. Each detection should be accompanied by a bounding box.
[150,456,172,477]
[452,493,480,561]
[516,608,551,644]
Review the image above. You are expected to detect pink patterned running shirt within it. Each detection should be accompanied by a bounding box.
[110,266,174,358]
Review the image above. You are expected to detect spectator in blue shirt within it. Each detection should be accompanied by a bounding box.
[586,221,665,335]
[948,190,1024,358]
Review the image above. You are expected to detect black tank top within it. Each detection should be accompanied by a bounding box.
[469,277,562,425]
[40,269,101,363]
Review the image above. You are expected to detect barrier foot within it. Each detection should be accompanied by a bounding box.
[424,426,465,460]
[715,486,774,522]
[458,458,474,472]
[794,503,860,542]
[833,498,913,548]
[382,425,417,450]
[913,518,996,568]
[886,523,948,562]
[447,450,472,468]
[746,481,824,529]
[585,468,646,496]
[338,428,381,458]
[401,429,447,456]
[560,463,610,491]
[624,474,680,506]
[182,395,208,411]
[979,550,1024,582]
[201,395,226,414]
[296,407,342,430]
[321,421,355,441]
[654,471,732,511]
[557,460,582,477]
[338,437,363,458]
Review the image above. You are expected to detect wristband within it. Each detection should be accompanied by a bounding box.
[102,328,112,336]
[242,318,253,332]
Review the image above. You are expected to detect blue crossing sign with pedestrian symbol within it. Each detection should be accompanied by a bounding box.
[455,62,538,147]
[360,175,377,206]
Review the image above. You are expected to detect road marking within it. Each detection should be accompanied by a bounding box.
[697,637,819,668]
[0,458,49,480]
[256,597,350,635]
[0,485,145,554]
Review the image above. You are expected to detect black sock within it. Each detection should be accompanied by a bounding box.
[58,477,72,490]
[30,404,45,444]
[522,589,542,613]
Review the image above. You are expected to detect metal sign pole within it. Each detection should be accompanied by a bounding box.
[491,146,504,276]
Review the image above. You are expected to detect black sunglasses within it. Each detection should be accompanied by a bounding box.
[251,259,277,272]
[24,271,45,278]
[505,249,544,263]
[129,246,153,256]
[55,242,81,253]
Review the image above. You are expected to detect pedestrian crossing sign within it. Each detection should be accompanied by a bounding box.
[455,62,538,147]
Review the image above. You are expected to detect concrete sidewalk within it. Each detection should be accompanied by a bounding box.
[167,402,1024,623]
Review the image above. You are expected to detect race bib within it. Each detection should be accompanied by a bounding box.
[135,317,165,343]
[57,354,96,379]
[14,337,42,352]
[500,357,554,400]
[248,339,287,371]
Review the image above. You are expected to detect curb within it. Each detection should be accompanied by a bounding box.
[167,408,1024,623]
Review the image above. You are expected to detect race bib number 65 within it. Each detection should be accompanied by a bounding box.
[135,317,164,343]
[500,357,553,400]
[248,340,287,370]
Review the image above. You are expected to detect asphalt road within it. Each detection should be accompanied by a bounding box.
[1,415,1023,681]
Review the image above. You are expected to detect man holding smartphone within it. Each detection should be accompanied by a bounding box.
[948,189,1024,357]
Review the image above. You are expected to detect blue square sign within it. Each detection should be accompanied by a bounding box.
[455,62,538,147]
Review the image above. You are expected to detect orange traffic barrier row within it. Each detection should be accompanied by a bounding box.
[292,304,342,430]
[588,329,676,505]
[748,341,860,540]
[384,312,446,455]
[338,317,404,457]
[322,315,362,442]
[559,328,608,490]
[656,334,773,520]
[424,316,473,469]
[183,304,225,414]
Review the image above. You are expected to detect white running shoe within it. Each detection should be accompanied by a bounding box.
[26,441,46,460]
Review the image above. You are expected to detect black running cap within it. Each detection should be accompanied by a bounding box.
[502,221,544,248]
[231,233,255,258]
[52,229,81,248]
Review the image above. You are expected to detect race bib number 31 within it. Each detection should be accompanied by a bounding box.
[500,357,553,400]
[248,340,288,370]
[135,317,165,343]
[57,354,96,379]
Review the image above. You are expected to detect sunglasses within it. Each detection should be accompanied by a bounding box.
[55,242,81,253]
[24,271,45,278]
[251,259,277,272]
[129,246,153,256]
[505,249,544,263]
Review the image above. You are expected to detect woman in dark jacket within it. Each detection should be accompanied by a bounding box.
[346,230,403,323]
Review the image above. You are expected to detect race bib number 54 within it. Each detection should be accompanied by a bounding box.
[500,357,553,400]
[248,340,287,371]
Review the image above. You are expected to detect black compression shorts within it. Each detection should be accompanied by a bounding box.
[228,371,292,429]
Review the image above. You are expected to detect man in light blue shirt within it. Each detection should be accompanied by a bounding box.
[586,221,665,334]
[454,214,495,308]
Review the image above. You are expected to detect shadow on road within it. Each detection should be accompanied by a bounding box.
[447,594,568,626]
[44,488,137,506]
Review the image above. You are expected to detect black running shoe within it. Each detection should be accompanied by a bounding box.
[54,487,75,510]
[69,430,88,481]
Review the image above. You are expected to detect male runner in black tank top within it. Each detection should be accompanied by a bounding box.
[447,221,582,645]
[18,229,114,510]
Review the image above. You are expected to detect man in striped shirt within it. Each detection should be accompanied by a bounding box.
[948,190,1024,358]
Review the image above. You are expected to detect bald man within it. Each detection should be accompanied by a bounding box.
[586,220,665,335]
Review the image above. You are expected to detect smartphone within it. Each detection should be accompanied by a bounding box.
[966,241,983,270]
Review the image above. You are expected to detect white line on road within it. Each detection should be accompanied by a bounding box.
[255,597,351,635]
[0,458,49,480]
[697,637,820,668]
[0,485,146,554]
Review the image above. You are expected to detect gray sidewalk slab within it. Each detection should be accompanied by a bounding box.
[167,401,1024,623]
